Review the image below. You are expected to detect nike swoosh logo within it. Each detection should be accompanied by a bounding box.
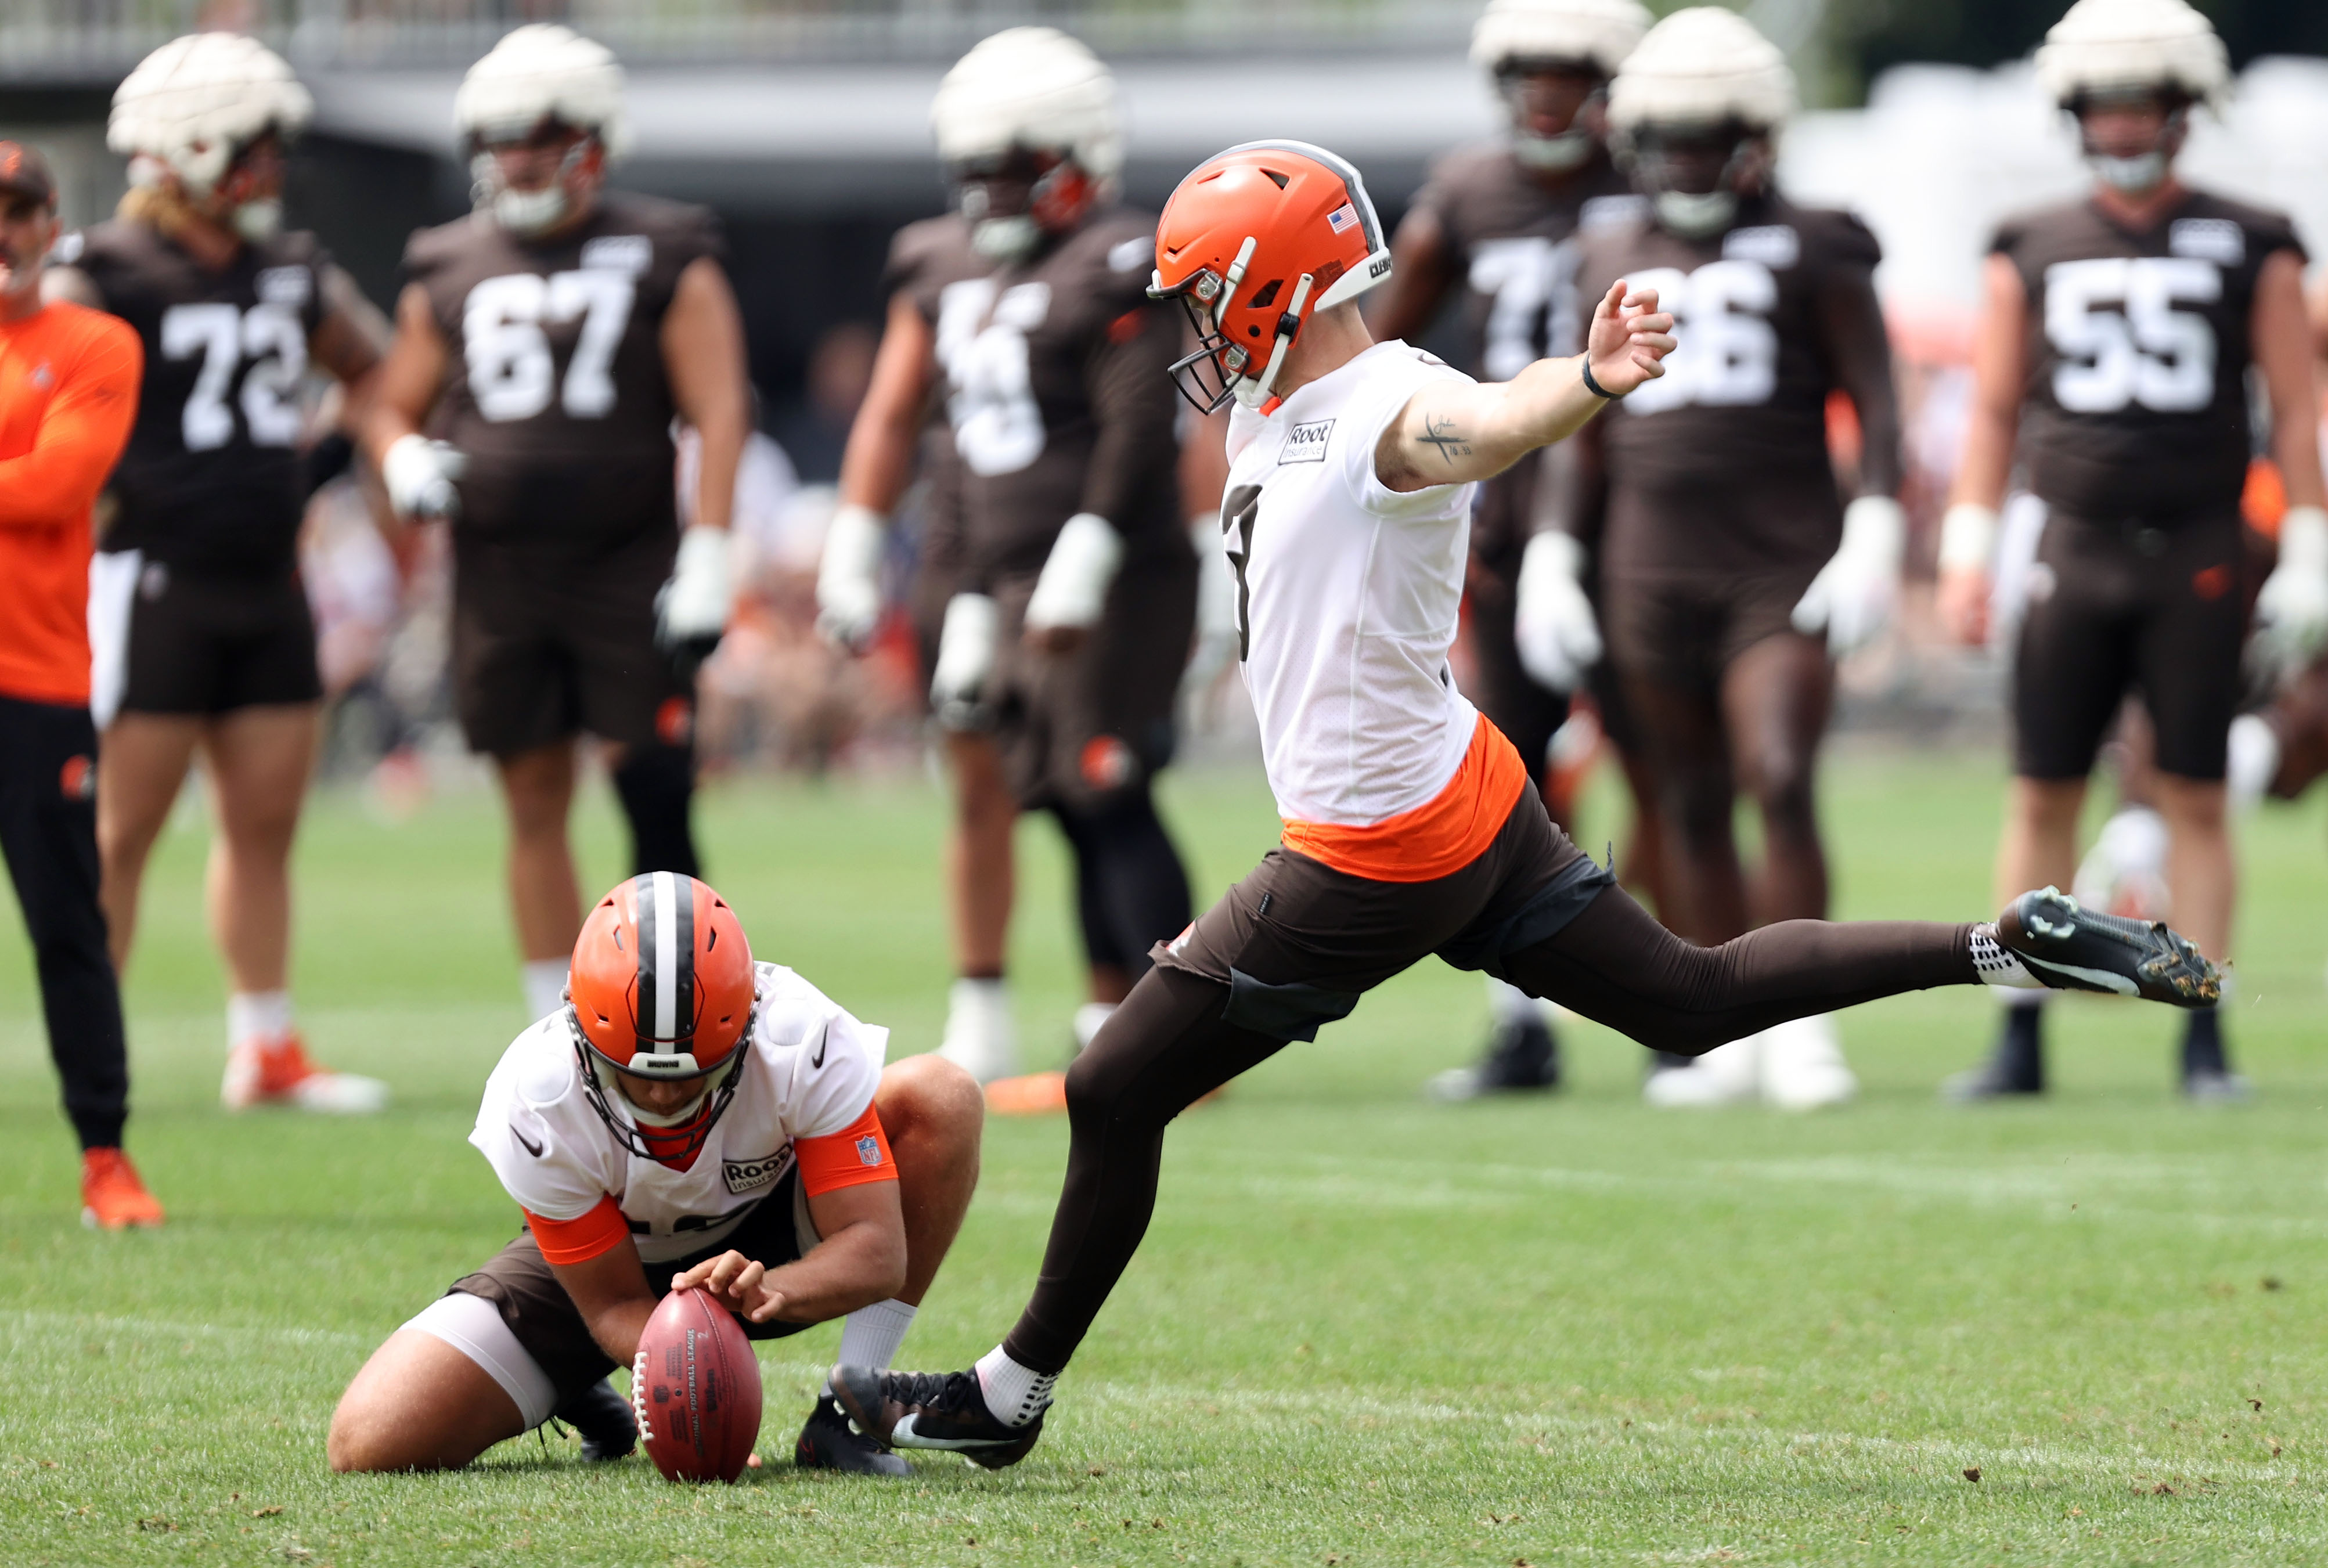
[511,1124,545,1158]
[810,1023,828,1070]
[2019,953,2138,996]
[890,1413,1014,1450]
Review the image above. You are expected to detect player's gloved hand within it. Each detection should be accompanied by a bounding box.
[929,592,1000,729]
[380,433,466,521]
[1513,531,1602,693]
[2252,504,2328,684]
[1182,513,1241,698]
[1024,512,1124,654]
[1936,501,1999,647]
[815,503,889,651]
[656,524,734,682]
[1792,494,1906,657]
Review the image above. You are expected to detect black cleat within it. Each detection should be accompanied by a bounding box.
[795,1391,910,1476]
[1995,887,2221,1007]
[554,1376,636,1462]
[1428,1018,1561,1101]
[829,1365,1044,1470]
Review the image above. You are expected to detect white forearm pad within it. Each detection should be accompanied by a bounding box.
[1938,502,2000,573]
[1024,513,1124,631]
[816,503,889,643]
[659,524,733,639]
[381,433,464,519]
[929,592,1000,708]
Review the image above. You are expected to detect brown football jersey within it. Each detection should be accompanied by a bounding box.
[1406,143,1642,565]
[1996,189,2301,521]
[402,192,724,549]
[1574,193,1882,578]
[62,220,333,573]
[884,209,1183,585]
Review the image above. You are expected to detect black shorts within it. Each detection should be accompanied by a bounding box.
[2013,509,2246,782]
[930,552,1198,813]
[89,551,320,724]
[448,1169,815,1405]
[1599,565,1822,694]
[452,532,689,758]
[1154,781,1615,1039]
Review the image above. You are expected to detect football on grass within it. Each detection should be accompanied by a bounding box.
[630,1287,762,1482]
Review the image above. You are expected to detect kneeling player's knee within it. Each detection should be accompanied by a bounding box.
[326,1392,399,1474]
[882,1054,985,1152]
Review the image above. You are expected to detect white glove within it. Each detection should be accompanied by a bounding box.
[2253,504,2328,683]
[1512,531,1602,692]
[1937,500,2000,574]
[1792,494,1906,656]
[1024,512,1124,632]
[655,524,734,650]
[816,503,888,650]
[1183,513,1241,693]
[929,592,1000,726]
[381,434,465,521]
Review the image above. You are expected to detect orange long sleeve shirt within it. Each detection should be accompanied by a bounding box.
[0,300,141,706]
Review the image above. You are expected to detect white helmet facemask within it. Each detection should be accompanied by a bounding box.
[468,138,594,237]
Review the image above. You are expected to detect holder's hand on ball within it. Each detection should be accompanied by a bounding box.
[673,1250,787,1324]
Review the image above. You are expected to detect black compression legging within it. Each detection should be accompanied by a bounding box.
[1001,885,1972,1374]
[1049,790,1192,977]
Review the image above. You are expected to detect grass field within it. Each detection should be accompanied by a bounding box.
[5,744,2328,1566]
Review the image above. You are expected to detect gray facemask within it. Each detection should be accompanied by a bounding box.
[1655,189,1736,239]
[231,199,283,244]
[1514,128,1595,172]
[2089,150,2169,194]
[971,215,1041,262]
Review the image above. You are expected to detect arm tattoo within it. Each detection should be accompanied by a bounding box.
[1419,413,1472,466]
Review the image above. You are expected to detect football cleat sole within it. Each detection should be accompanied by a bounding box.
[1997,887,2221,1007]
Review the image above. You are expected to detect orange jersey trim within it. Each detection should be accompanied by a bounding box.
[527,1194,630,1266]
[1279,713,1527,883]
[795,1104,898,1198]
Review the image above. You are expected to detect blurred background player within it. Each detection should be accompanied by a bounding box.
[0,140,160,1228]
[1369,0,1649,1101]
[329,873,985,1475]
[816,29,1199,1083]
[1560,8,1909,1109]
[365,25,752,1026]
[47,35,389,1113]
[1935,0,2326,1101]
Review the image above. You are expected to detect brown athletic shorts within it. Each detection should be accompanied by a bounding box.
[2013,508,2246,782]
[1153,780,1616,1041]
[451,530,690,758]
[1599,563,1822,693]
[447,1169,813,1405]
[930,550,1198,814]
[102,557,322,719]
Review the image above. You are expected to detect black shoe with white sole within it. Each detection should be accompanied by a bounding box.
[829,1365,1044,1470]
[553,1377,636,1462]
[1994,887,2221,1006]
[795,1391,910,1476]
[1427,1018,1560,1101]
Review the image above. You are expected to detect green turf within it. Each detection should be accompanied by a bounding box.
[5,745,2327,1566]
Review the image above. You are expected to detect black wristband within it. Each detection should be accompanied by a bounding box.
[1580,359,1621,400]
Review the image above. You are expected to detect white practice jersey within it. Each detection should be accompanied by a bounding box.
[1221,341,1480,826]
[470,961,890,1264]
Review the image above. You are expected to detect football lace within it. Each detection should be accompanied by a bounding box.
[630,1348,654,1444]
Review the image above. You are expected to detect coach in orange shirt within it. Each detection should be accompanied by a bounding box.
[0,142,161,1229]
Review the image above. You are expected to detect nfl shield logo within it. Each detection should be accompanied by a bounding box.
[855,1134,881,1167]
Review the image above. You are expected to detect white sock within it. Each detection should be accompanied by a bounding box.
[974,1344,1055,1428]
[2228,714,2279,816]
[227,990,293,1051]
[522,960,571,1022]
[1484,975,1537,1028]
[835,1299,916,1372]
[1970,925,2044,990]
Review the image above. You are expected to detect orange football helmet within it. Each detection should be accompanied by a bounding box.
[1149,140,1392,413]
[566,871,756,1159]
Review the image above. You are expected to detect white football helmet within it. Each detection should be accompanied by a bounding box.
[107,34,312,207]
[1471,0,1650,170]
[930,27,1120,261]
[1607,7,1794,237]
[2035,0,2226,194]
[456,24,629,235]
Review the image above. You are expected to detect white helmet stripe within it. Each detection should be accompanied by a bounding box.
[651,871,679,1043]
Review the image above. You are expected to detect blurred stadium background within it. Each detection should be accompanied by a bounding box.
[5,0,2327,786]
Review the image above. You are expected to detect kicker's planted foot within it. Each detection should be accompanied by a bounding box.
[829,1365,1044,1470]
